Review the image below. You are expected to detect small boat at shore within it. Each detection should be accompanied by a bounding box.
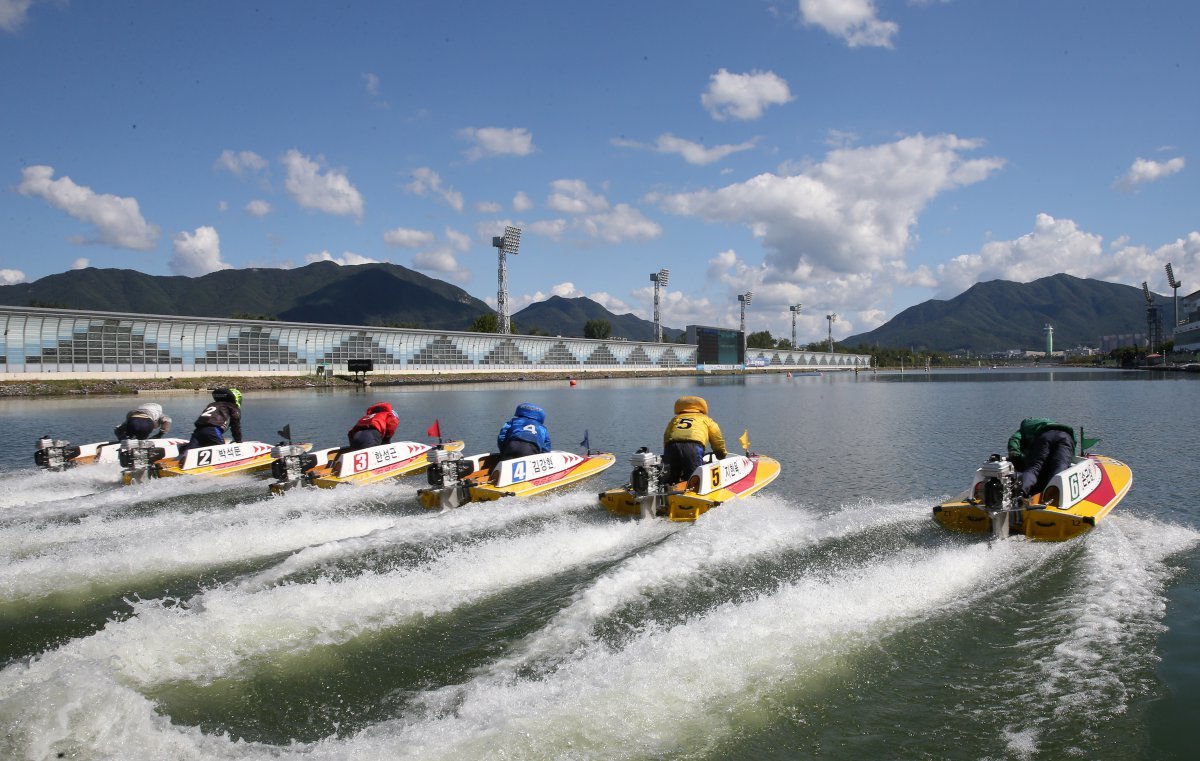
[268,439,465,494]
[932,450,1132,541]
[418,447,616,509]
[599,447,781,522]
[35,435,187,472]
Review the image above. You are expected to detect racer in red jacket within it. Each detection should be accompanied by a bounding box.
[347,402,400,451]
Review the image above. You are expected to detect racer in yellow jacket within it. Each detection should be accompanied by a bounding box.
[662,396,727,484]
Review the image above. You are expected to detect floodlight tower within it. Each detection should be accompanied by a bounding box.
[738,291,753,361]
[492,226,521,334]
[826,313,838,353]
[789,304,803,348]
[651,268,670,343]
[1142,280,1162,355]
[1166,262,1181,329]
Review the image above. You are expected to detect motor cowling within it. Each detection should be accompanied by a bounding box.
[118,439,167,470]
[34,436,81,470]
[270,444,318,483]
[426,448,467,487]
[629,447,664,497]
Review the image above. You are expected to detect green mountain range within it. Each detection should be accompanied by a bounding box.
[843,274,1158,352]
[513,295,683,342]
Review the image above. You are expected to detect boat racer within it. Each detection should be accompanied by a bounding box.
[179,388,243,458]
[114,403,173,440]
[1007,417,1076,497]
[497,402,551,461]
[347,401,400,450]
[662,395,727,484]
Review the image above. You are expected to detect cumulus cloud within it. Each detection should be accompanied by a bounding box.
[304,250,379,266]
[458,127,536,160]
[382,226,435,248]
[1114,156,1186,192]
[546,179,610,214]
[612,133,758,165]
[579,204,662,244]
[475,200,502,213]
[513,191,533,212]
[170,226,230,276]
[799,0,898,48]
[215,149,268,176]
[701,69,793,121]
[406,167,464,212]
[16,165,160,250]
[527,219,568,239]
[245,199,272,217]
[0,267,26,284]
[656,133,1004,279]
[71,258,89,269]
[0,0,34,33]
[936,214,1200,298]
[282,149,365,219]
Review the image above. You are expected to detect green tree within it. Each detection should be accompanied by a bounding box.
[746,330,776,349]
[583,319,612,339]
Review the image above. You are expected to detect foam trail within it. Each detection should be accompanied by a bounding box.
[238,489,599,592]
[451,495,928,687]
[0,465,123,511]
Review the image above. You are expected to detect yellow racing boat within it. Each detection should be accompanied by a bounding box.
[35,435,187,472]
[268,439,465,494]
[418,447,616,509]
[129,441,309,485]
[599,447,782,522]
[933,452,1132,541]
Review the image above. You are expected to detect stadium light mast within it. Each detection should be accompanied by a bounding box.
[738,291,753,361]
[492,226,521,334]
[651,268,670,343]
[790,304,803,348]
[1166,262,1181,329]
[826,313,838,353]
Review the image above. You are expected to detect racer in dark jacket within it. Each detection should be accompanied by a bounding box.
[347,402,400,450]
[115,403,173,440]
[1007,417,1076,496]
[497,402,551,461]
[178,388,243,459]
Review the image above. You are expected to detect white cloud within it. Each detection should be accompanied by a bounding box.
[444,227,471,252]
[412,245,470,282]
[304,250,379,266]
[16,165,160,250]
[513,191,533,212]
[656,133,1004,278]
[528,219,568,239]
[71,258,89,269]
[170,226,230,276]
[282,149,365,219]
[936,214,1200,297]
[701,69,793,121]
[547,179,610,214]
[215,149,268,176]
[0,267,26,284]
[579,204,662,244]
[458,127,536,160]
[382,226,435,248]
[612,133,758,165]
[245,199,272,217]
[799,0,898,48]
[475,200,502,213]
[1114,156,1186,192]
[0,0,34,33]
[363,72,380,96]
[406,167,464,212]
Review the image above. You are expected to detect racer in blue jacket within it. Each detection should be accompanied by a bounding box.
[497,402,551,461]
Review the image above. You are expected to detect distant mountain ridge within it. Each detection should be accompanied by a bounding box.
[844,274,1157,352]
[0,263,678,340]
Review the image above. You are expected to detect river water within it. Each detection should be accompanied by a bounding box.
[0,368,1196,760]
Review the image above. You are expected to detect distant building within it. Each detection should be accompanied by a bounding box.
[1099,333,1145,352]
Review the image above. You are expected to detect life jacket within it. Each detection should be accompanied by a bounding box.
[349,402,399,440]
[497,403,550,452]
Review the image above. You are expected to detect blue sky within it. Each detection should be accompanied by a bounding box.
[2,0,1197,343]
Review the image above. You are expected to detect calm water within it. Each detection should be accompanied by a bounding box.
[0,369,1196,760]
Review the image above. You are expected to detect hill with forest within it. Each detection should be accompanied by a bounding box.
[843,274,1157,353]
[513,296,683,341]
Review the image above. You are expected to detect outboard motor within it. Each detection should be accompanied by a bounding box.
[34,436,81,471]
[118,438,168,483]
[976,455,1022,539]
[424,447,474,507]
[270,444,319,492]
[629,447,666,518]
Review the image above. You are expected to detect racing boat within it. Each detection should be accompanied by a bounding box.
[418,447,616,509]
[125,440,308,485]
[932,448,1132,541]
[35,435,187,472]
[599,446,782,522]
[268,439,466,494]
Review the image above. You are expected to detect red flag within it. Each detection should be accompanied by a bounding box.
[427,420,442,438]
